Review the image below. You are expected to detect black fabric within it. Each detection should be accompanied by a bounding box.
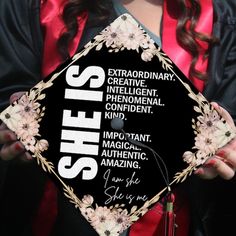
[187,175,236,236]
[189,1,236,235]
[203,0,236,124]
[0,1,46,235]
[0,160,47,236]
[52,191,98,236]
[0,0,43,111]
[0,0,236,236]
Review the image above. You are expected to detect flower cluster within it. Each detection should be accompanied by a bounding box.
[72,14,172,71]
[90,14,160,62]
[183,93,236,167]
[80,195,142,236]
[0,89,49,154]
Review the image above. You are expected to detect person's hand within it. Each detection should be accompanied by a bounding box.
[0,92,32,161]
[195,102,236,180]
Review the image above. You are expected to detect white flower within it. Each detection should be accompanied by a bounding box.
[17,94,40,118]
[182,151,195,164]
[0,105,22,131]
[122,25,145,50]
[101,25,123,48]
[35,139,49,152]
[141,49,154,61]
[183,151,205,166]
[96,220,120,236]
[197,109,220,132]
[90,206,113,228]
[194,129,218,155]
[81,194,94,207]
[22,136,36,153]
[113,210,131,231]
[16,116,39,140]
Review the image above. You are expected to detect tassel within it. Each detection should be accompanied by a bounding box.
[164,193,177,236]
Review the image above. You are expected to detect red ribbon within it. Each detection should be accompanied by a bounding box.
[32,180,58,236]
[130,189,190,236]
[162,0,213,92]
[40,0,88,78]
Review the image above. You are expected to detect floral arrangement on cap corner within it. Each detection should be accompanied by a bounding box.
[0,92,49,154]
[0,13,236,236]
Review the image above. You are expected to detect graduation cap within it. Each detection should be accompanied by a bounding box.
[0,14,235,236]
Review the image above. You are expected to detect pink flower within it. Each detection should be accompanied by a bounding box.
[16,117,39,140]
[22,137,36,153]
[122,26,145,50]
[90,206,113,228]
[35,139,49,152]
[194,130,218,155]
[182,151,195,164]
[81,194,94,207]
[141,49,154,61]
[96,220,120,236]
[113,210,130,230]
[101,25,123,48]
[18,95,40,118]
[197,109,220,132]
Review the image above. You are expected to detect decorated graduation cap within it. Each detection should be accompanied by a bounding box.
[0,14,235,236]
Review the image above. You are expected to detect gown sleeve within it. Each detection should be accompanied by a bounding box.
[203,0,236,124]
[0,0,43,111]
[0,1,46,235]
